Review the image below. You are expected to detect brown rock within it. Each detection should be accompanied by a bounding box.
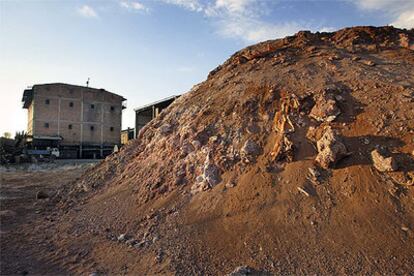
[309,93,341,122]
[371,149,398,172]
[202,155,221,187]
[241,139,261,158]
[315,126,347,168]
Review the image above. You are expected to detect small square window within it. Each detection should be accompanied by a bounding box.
[68,124,72,129]
[90,126,94,131]
[44,122,49,128]
[69,89,74,94]
[90,104,95,109]
[69,102,74,107]
[45,99,50,105]
[110,106,115,111]
[110,127,114,132]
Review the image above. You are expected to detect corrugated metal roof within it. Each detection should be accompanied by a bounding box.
[133,95,180,112]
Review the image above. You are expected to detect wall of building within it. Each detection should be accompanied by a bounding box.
[135,108,153,137]
[29,83,123,146]
[27,102,34,136]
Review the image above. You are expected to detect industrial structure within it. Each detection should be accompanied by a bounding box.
[22,83,126,158]
[121,127,135,145]
[134,95,179,138]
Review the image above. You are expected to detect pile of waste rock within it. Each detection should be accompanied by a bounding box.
[46,26,414,275]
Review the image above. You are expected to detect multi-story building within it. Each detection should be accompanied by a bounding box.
[22,83,126,158]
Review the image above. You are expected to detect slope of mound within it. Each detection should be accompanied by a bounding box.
[26,26,414,274]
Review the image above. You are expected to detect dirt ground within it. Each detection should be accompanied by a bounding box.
[0,161,97,275]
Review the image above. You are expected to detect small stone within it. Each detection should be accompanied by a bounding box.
[401,226,409,232]
[125,238,137,246]
[308,167,320,179]
[117,234,126,242]
[371,149,398,172]
[209,136,218,143]
[362,60,376,66]
[225,181,236,188]
[191,140,201,150]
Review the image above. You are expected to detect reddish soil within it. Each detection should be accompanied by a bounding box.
[1,26,414,275]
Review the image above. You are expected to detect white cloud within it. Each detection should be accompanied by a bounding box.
[391,10,414,29]
[216,16,302,43]
[214,0,252,14]
[160,0,334,43]
[78,5,98,18]
[160,0,204,12]
[120,1,149,12]
[353,0,414,29]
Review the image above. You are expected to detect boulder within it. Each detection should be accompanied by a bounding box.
[241,139,261,158]
[315,127,347,168]
[371,149,398,172]
[203,156,221,186]
[192,155,222,194]
[310,93,341,122]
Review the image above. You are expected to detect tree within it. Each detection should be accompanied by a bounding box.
[2,132,12,139]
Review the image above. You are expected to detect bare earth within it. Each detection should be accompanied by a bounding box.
[0,162,96,275]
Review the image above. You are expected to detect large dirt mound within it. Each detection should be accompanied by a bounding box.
[38,26,414,274]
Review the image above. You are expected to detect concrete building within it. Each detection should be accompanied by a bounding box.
[22,83,126,158]
[134,95,179,138]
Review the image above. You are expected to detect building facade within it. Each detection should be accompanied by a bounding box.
[22,83,126,158]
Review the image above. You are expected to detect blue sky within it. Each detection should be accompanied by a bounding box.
[1,0,413,135]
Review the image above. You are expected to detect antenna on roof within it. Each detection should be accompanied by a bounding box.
[86,77,90,87]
